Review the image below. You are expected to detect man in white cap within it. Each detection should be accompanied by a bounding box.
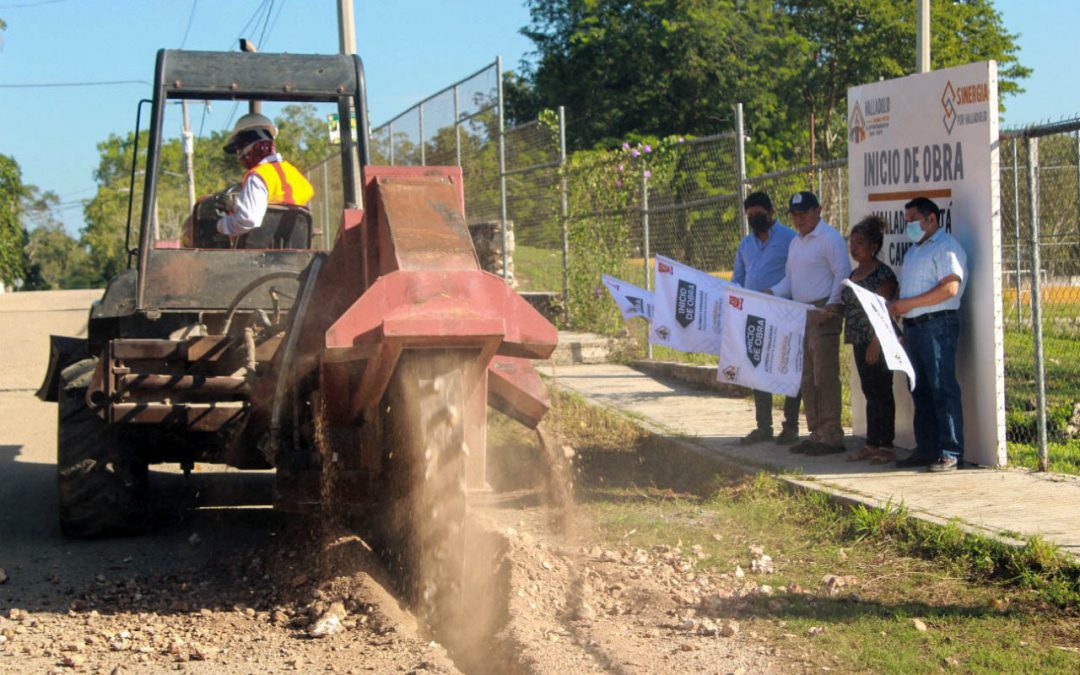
[769,191,851,456]
[217,113,315,238]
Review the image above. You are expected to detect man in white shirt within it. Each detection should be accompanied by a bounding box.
[217,113,314,240]
[888,197,967,472]
[770,191,852,456]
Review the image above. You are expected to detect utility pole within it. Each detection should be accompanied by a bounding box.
[337,0,357,55]
[181,101,196,213]
[239,39,262,114]
[336,0,362,210]
[917,0,931,73]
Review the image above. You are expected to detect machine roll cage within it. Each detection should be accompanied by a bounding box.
[127,49,372,312]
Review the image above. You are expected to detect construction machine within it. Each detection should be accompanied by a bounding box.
[38,49,557,630]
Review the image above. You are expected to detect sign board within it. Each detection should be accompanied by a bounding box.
[327,113,357,145]
[847,61,1004,466]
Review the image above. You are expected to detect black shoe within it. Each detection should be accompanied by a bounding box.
[739,428,774,446]
[895,455,935,468]
[776,427,799,445]
[927,457,958,473]
[805,442,846,456]
[790,439,815,454]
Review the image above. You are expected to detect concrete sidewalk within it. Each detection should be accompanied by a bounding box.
[542,362,1080,558]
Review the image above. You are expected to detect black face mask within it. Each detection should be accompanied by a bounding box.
[748,213,772,232]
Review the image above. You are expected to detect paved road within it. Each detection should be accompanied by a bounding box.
[545,362,1080,557]
[0,289,275,611]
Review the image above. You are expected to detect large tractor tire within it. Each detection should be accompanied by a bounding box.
[57,358,148,537]
[381,349,469,637]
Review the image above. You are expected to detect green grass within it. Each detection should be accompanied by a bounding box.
[514,244,565,293]
[490,391,1080,673]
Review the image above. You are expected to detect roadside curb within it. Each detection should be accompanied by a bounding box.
[554,380,1036,555]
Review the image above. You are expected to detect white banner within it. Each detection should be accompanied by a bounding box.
[650,255,730,355]
[717,288,810,397]
[601,274,653,321]
[847,61,1004,465]
[842,280,915,390]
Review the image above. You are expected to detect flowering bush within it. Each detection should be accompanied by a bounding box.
[545,122,688,331]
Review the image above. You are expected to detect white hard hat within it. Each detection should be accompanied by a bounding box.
[223,113,278,153]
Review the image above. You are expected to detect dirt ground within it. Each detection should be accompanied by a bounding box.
[0,290,786,674]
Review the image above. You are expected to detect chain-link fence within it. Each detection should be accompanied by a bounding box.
[503,113,565,292]
[305,66,1080,473]
[999,121,1080,471]
[645,133,742,274]
[746,159,849,234]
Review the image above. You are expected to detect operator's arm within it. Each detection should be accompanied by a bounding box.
[217,174,269,237]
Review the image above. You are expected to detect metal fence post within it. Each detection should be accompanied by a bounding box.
[734,103,749,236]
[496,56,509,280]
[321,161,330,249]
[454,84,462,167]
[418,104,426,166]
[1026,136,1049,471]
[642,167,652,359]
[558,106,570,323]
[1012,140,1023,327]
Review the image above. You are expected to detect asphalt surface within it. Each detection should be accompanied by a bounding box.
[0,289,275,611]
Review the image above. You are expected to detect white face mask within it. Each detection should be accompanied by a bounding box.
[906,220,925,242]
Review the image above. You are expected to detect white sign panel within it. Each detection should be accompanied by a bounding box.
[651,255,730,355]
[602,274,654,321]
[717,288,810,397]
[842,279,915,390]
[847,61,1004,465]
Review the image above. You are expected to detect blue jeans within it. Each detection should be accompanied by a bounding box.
[903,313,964,462]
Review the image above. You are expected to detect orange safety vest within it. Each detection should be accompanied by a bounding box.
[244,160,314,207]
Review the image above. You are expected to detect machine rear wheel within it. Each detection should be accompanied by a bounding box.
[57,358,148,537]
[381,350,469,636]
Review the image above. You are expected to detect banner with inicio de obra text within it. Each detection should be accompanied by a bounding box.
[847,61,1004,466]
[717,288,810,397]
[601,274,654,321]
[650,255,730,355]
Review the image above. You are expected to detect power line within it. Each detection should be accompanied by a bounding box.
[0,80,150,89]
[255,0,275,50]
[233,0,271,49]
[0,0,73,8]
[263,0,288,49]
[179,0,199,50]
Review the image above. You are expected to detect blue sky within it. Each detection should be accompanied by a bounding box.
[0,0,1074,235]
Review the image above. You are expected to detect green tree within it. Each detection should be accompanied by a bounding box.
[780,0,1030,161]
[24,222,94,290]
[0,154,28,287]
[516,0,1030,166]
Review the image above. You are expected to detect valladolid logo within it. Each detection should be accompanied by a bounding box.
[675,280,697,328]
[848,101,866,144]
[745,316,767,367]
